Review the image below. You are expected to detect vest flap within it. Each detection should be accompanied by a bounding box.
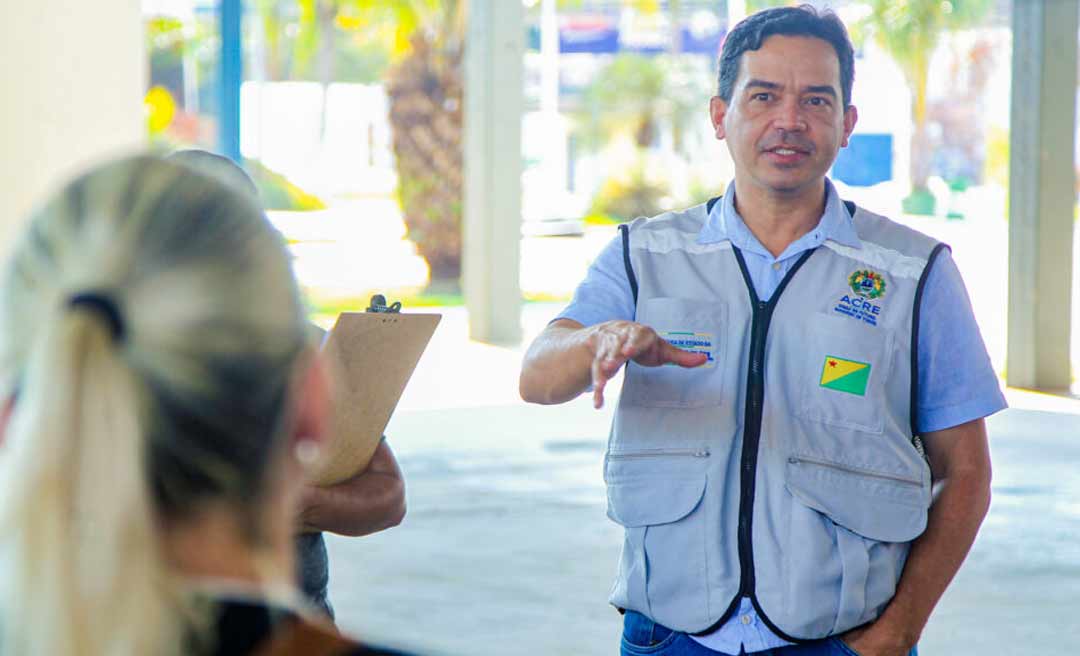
[784,455,929,543]
[606,470,707,528]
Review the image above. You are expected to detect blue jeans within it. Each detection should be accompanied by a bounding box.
[621,611,919,656]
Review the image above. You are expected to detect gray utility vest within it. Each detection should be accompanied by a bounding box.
[604,198,949,641]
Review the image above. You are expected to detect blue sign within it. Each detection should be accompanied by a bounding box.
[832,133,893,187]
[528,22,724,56]
[560,26,621,53]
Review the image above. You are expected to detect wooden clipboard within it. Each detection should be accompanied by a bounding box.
[310,311,440,485]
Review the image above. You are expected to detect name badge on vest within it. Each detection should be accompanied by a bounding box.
[660,330,715,368]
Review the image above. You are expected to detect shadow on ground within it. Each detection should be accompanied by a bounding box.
[327,402,1080,656]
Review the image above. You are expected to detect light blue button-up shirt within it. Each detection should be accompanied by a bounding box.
[558,180,1006,653]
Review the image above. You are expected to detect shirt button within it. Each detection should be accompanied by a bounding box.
[741,615,752,625]
[772,262,781,271]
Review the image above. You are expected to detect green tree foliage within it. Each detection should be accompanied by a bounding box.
[249,2,406,86]
[861,0,992,198]
[291,1,466,282]
[258,1,689,283]
[580,55,674,149]
[313,0,658,284]
[746,0,793,11]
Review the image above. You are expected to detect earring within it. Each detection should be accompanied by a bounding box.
[294,439,322,468]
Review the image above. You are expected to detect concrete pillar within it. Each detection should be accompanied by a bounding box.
[1007,0,1079,391]
[463,0,524,345]
[0,1,145,257]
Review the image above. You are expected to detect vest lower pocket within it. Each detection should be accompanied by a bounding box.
[605,453,712,630]
[783,454,929,636]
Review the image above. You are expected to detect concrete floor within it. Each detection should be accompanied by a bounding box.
[322,306,1080,656]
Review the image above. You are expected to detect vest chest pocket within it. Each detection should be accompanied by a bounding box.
[622,297,727,408]
[795,313,894,434]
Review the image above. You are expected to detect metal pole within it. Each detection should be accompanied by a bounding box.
[220,0,243,163]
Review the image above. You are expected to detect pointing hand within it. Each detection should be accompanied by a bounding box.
[588,320,708,409]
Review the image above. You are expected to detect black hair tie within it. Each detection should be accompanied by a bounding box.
[68,292,126,343]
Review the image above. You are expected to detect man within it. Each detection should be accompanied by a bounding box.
[519,7,1003,656]
[295,435,405,617]
[169,150,407,618]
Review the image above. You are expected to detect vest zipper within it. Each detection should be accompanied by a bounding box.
[786,456,922,487]
[725,247,817,637]
[735,298,771,601]
[607,448,711,459]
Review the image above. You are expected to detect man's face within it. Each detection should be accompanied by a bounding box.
[710,35,857,198]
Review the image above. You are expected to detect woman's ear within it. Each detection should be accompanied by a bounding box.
[0,395,15,448]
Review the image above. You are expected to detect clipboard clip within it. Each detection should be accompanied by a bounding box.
[366,294,402,314]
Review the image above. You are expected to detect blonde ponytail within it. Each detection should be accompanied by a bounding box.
[0,310,181,655]
[0,155,307,655]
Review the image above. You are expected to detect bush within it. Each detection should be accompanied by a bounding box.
[245,159,326,211]
[685,176,726,208]
[588,164,672,222]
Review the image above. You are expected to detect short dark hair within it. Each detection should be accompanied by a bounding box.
[717,5,855,107]
[168,149,259,198]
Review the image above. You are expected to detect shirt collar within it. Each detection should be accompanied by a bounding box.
[697,178,861,253]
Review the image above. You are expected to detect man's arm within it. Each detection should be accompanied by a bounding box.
[842,418,993,655]
[519,319,596,405]
[519,319,708,408]
[298,437,406,537]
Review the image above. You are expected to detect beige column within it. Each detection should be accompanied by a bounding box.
[0,1,145,256]
[463,0,524,345]
[1007,0,1079,391]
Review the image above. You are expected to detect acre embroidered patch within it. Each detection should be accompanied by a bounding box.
[849,269,886,300]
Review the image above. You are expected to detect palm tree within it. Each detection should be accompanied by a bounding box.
[862,0,992,213]
[283,0,465,283]
[380,1,465,283]
[289,0,670,285]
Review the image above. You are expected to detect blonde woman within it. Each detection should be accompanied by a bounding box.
[0,155,413,655]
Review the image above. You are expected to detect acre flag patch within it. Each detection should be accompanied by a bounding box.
[819,356,871,396]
